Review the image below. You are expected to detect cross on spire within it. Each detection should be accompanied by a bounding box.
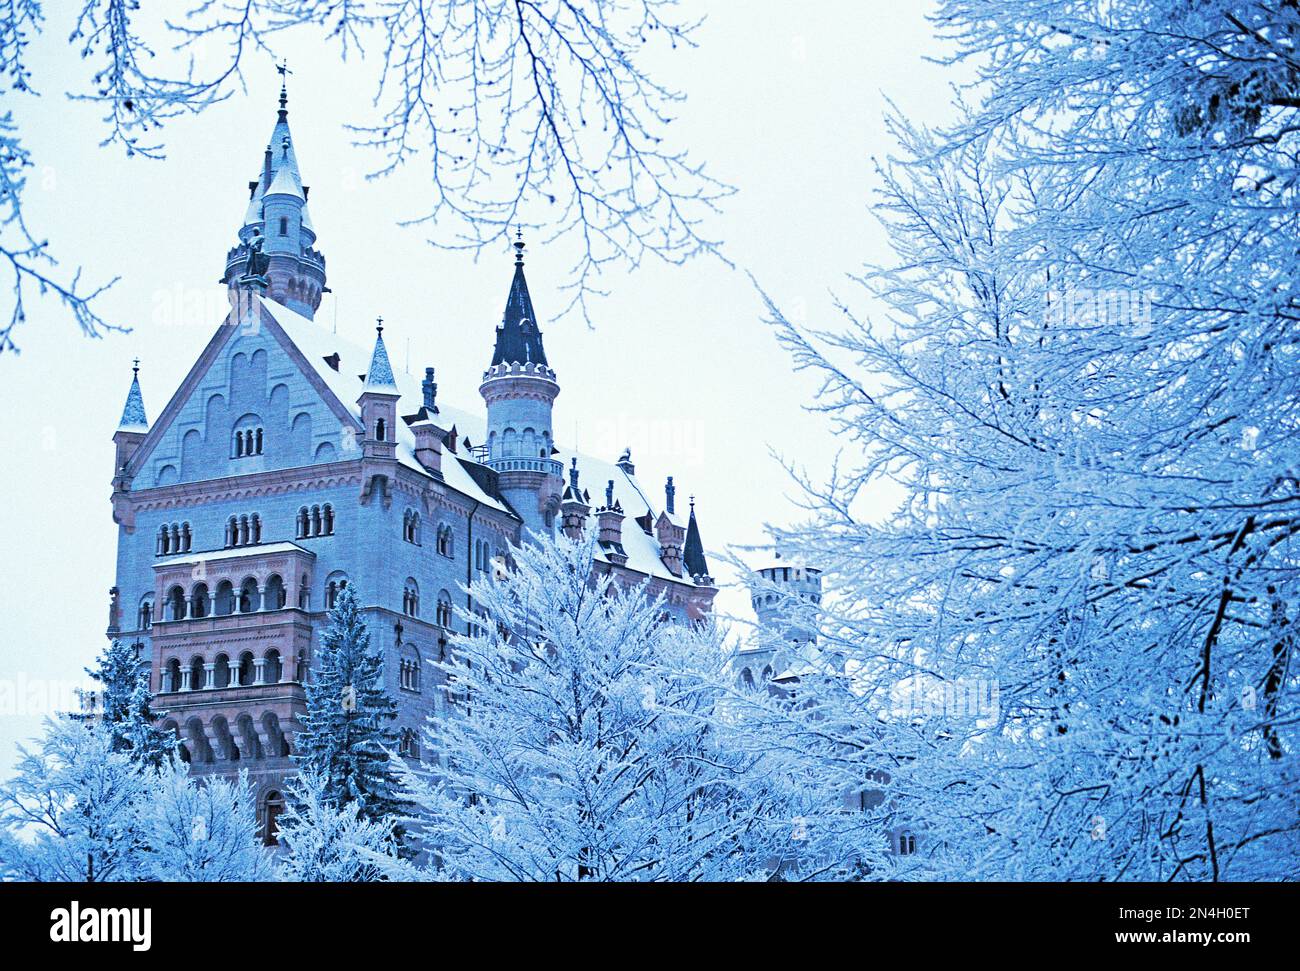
[514,228,526,266]
[277,61,291,117]
[132,357,140,377]
[376,315,384,336]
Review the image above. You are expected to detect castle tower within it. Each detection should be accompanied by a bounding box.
[221,73,328,319]
[743,552,823,683]
[479,233,563,536]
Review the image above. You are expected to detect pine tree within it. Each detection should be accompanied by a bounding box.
[82,639,173,769]
[293,585,408,839]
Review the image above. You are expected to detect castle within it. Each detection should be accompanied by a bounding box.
[104,83,719,844]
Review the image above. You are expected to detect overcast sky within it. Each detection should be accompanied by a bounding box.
[0,1,954,776]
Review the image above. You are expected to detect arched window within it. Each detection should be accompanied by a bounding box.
[436,524,453,558]
[400,654,421,692]
[237,651,255,687]
[403,578,419,618]
[435,591,452,629]
[296,507,309,538]
[239,577,259,613]
[311,505,322,537]
[898,831,917,856]
[323,504,335,535]
[167,585,187,621]
[263,790,284,845]
[138,595,154,631]
[375,417,386,442]
[403,509,420,544]
[265,574,286,610]
[298,574,310,610]
[398,728,419,759]
[214,653,231,689]
[326,573,349,610]
[233,415,264,459]
[181,523,192,553]
[191,583,210,619]
[278,216,288,237]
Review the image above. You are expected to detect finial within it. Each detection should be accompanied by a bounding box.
[376,316,384,336]
[514,228,525,267]
[690,495,696,511]
[277,61,291,117]
[131,357,140,377]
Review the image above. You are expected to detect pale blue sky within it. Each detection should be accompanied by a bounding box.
[0,1,952,776]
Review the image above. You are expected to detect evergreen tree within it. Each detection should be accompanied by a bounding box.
[82,638,174,769]
[293,585,408,838]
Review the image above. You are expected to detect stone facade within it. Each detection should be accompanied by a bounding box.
[106,86,718,845]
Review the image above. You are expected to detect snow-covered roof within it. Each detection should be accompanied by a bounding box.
[266,163,304,200]
[118,371,149,433]
[261,299,511,516]
[364,331,398,391]
[262,299,708,588]
[155,541,312,568]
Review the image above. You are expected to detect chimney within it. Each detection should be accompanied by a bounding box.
[656,513,685,577]
[665,476,676,515]
[422,367,439,413]
[596,499,626,560]
[616,447,635,475]
[560,459,591,539]
[412,422,444,476]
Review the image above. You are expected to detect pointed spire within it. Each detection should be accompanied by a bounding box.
[490,230,549,367]
[365,317,398,391]
[118,359,149,433]
[683,497,709,578]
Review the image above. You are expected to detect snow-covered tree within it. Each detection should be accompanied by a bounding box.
[0,1,725,351]
[399,530,806,881]
[293,584,409,841]
[0,716,150,881]
[278,765,410,882]
[764,2,1300,880]
[137,761,274,882]
[81,638,174,769]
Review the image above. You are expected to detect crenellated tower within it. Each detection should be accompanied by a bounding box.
[479,233,564,536]
[220,74,328,319]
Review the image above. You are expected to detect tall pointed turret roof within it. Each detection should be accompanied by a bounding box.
[364,318,398,391]
[118,359,149,433]
[683,499,709,578]
[490,232,549,367]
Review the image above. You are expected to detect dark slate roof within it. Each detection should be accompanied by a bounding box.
[490,261,549,367]
[683,504,709,578]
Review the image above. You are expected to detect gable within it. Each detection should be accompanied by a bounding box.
[131,305,360,490]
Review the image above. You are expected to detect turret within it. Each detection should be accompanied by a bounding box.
[752,553,823,651]
[112,359,149,492]
[358,319,399,462]
[222,74,327,319]
[479,233,563,536]
[683,498,711,583]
